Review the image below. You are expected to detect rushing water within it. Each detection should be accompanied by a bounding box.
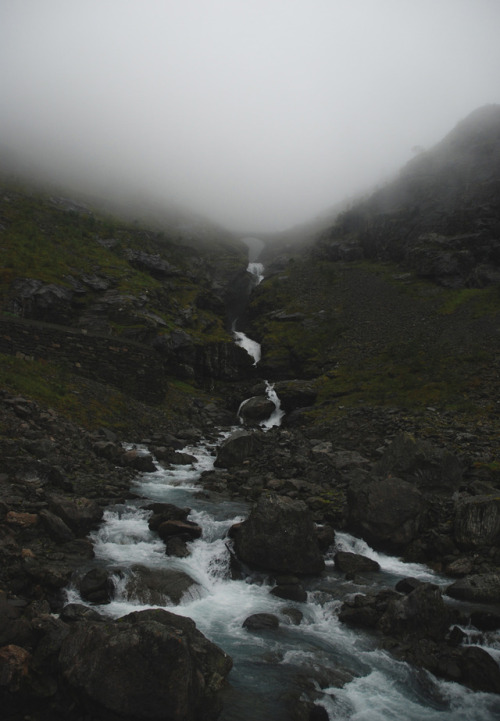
[68,438,500,721]
[66,252,500,719]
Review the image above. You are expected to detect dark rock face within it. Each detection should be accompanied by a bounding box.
[58,609,232,721]
[231,495,324,574]
[453,495,500,549]
[7,279,75,324]
[375,433,462,492]
[346,476,424,551]
[215,430,262,468]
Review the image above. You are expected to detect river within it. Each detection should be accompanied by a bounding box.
[66,258,500,720]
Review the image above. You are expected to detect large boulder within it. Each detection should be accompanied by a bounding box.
[453,495,500,549]
[59,609,232,721]
[346,476,424,551]
[214,430,261,468]
[231,495,324,575]
[446,573,500,603]
[375,433,462,491]
[378,583,452,641]
[48,495,103,537]
[124,566,201,605]
[238,396,276,424]
[272,380,317,412]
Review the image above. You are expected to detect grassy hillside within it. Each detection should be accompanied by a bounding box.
[248,256,500,421]
[0,181,248,430]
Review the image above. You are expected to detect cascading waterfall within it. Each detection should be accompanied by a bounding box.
[66,245,500,720]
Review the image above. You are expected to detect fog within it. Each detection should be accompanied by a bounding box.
[1,0,499,232]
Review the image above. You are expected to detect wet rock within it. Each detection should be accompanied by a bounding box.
[59,608,232,720]
[346,476,424,551]
[378,583,452,642]
[469,610,500,631]
[124,566,200,605]
[78,568,114,604]
[165,536,191,558]
[157,519,202,542]
[281,607,304,625]
[316,524,336,551]
[446,573,500,603]
[232,494,324,575]
[147,503,191,531]
[121,449,158,473]
[60,604,104,623]
[339,590,400,629]
[334,552,380,574]
[271,582,307,602]
[170,451,198,465]
[238,396,276,424]
[453,495,500,549]
[242,613,280,630]
[215,430,262,468]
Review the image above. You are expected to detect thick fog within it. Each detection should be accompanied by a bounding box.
[1,0,499,231]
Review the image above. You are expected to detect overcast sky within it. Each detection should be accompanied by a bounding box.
[1,0,499,232]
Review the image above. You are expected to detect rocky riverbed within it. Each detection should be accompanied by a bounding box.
[1,382,500,720]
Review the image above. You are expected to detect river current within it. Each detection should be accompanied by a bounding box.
[66,260,500,720]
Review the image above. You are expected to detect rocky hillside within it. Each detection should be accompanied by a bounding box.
[0,181,255,427]
[315,104,500,288]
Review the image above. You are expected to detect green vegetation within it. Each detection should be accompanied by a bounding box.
[0,184,245,345]
[249,256,499,420]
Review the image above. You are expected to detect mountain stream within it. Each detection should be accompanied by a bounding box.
[66,259,500,720]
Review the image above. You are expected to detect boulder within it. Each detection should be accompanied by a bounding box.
[375,433,462,491]
[446,573,500,603]
[238,396,276,424]
[147,503,191,531]
[453,495,500,549]
[334,552,380,575]
[48,495,103,537]
[272,380,317,412]
[124,566,201,605]
[78,568,114,604]
[242,613,280,631]
[157,519,202,542]
[121,450,158,473]
[231,495,324,575]
[214,430,261,468]
[59,609,232,721]
[378,583,452,641]
[346,476,424,551]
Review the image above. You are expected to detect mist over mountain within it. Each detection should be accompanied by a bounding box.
[1,1,499,231]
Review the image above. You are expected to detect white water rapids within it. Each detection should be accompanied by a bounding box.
[65,254,500,719]
[67,439,500,720]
